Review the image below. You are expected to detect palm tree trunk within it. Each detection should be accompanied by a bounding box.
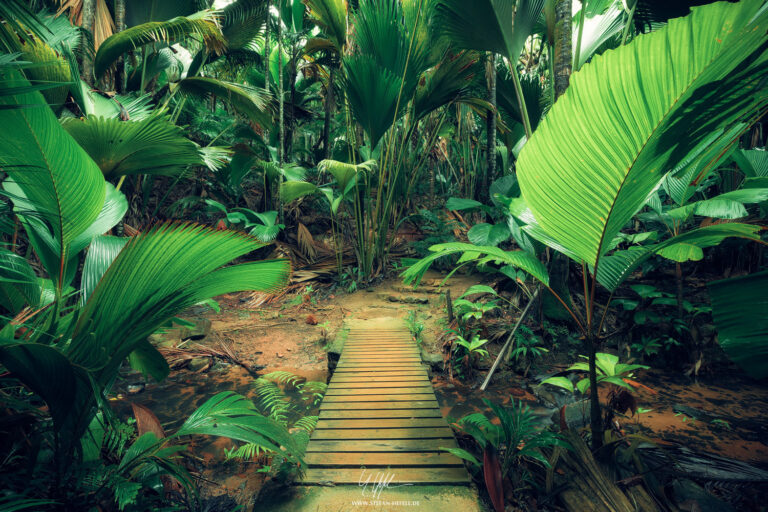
[484,53,497,201]
[81,0,96,85]
[278,13,284,165]
[114,0,126,93]
[324,64,335,159]
[553,0,572,97]
[264,10,270,94]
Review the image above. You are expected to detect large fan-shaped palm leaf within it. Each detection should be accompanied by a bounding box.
[0,70,105,287]
[62,113,204,179]
[0,222,291,459]
[94,10,225,79]
[435,0,544,65]
[516,0,768,275]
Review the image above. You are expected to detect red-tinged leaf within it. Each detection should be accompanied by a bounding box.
[559,405,568,432]
[483,444,504,512]
[622,378,657,394]
[132,402,165,439]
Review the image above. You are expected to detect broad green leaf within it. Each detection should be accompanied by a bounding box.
[708,271,768,379]
[280,181,318,203]
[460,285,500,299]
[657,243,704,262]
[63,114,203,179]
[517,1,768,271]
[467,222,510,246]
[0,70,104,256]
[540,376,574,392]
[446,197,484,211]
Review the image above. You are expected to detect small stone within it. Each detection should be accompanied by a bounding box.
[188,357,209,372]
[276,352,284,358]
[127,383,145,395]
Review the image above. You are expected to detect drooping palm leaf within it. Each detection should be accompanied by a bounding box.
[69,223,290,386]
[516,1,768,273]
[175,391,303,464]
[94,10,225,79]
[0,70,105,287]
[172,76,272,126]
[0,0,50,50]
[435,0,545,63]
[414,50,481,119]
[708,271,768,379]
[62,113,204,179]
[402,242,549,287]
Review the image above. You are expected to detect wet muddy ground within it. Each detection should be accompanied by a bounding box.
[110,271,768,506]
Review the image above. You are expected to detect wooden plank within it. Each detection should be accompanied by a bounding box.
[306,438,457,452]
[343,348,418,352]
[336,361,421,369]
[332,375,430,383]
[331,371,427,377]
[320,400,439,410]
[325,387,434,396]
[338,356,421,361]
[303,467,469,484]
[316,418,448,429]
[323,394,434,402]
[319,409,443,419]
[311,427,453,440]
[327,380,430,389]
[304,452,462,467]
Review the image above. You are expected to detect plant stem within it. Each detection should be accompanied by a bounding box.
[510,64,532,139]
[587,336,603,451]
[621,1,637,46]
[573,0,587,71]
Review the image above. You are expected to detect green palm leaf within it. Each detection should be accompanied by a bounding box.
[0,248,41,312]
[172,76,272,126]
[435,0,544,62]
[305,0,347,52]
[401,242,549,286]
[94,10,225,80]
[517,1,768,272]
[0,70,105,288]
[68,223,290,385]
[708,271,768,379]
[63,114,204,179]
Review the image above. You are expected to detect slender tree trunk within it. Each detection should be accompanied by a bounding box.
[324,65,336,159]
[81,0,96,85]
[288,40,297,158]
[553,0,572,97]
[114,0,126,93]
[264,11,270,94]
[484,52,497,201]
[278,16,284,164]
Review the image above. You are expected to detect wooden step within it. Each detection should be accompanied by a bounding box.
[303,467,469,484]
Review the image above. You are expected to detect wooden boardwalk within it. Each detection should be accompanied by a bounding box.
[303,326,470,485]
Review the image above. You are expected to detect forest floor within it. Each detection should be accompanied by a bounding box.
[110,270,768,509]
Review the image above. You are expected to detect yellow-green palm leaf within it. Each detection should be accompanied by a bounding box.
[517,0,768,270]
